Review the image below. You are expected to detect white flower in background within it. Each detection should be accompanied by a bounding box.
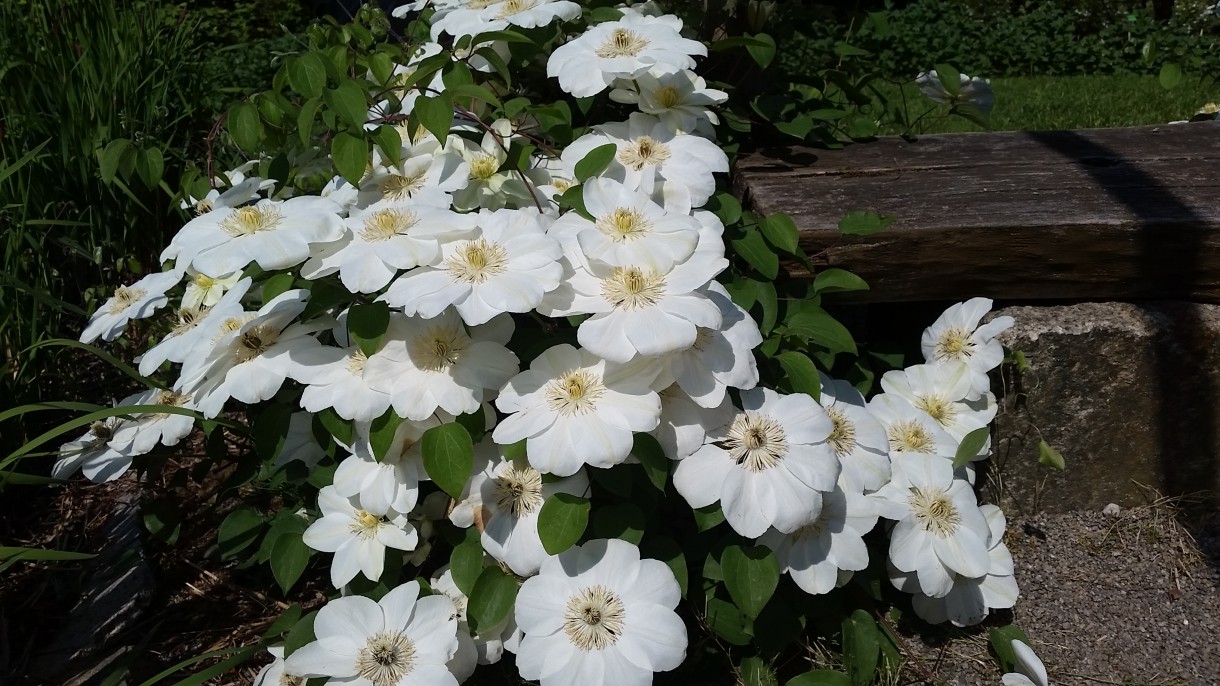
[915,70,995,115]
[563,113,728,208]
[1002,640,1049,686]
[303,485,418,588]
[652,383,736,460]
[451,451,590,576]
[335,416,442,515]
[301,202,478,294]
[252,645,293,686]
[666,281,761,407]
[165,196,344,277]
[867,393,958,460]
[894,504,1018,627]
[514,539,686,686]
[320,175,361,212]
[493,344,662,476]
[430,566,521,672]
[284,580,460,686]
[433,0,581,39]
[181,269,242,310]
[818,374,891,494]
[524,153,576,204]
[294,344,393,425]
[922,297,1014,397]
[880,362,996,464]
[873,455,992,598]
[178,176,266,217]
[136,277,253,377]
[381,208,562,326]
[364,310,519,421]
[760,485,878,596]
[275,411,326,471]
[358,141,469,209]
[609,69,727,136]
[673,388,841,538]
[448,123,531,211]
[546,14,706,97]
[53,415,135,483]
[80,269,181,344]
[549,177,700,270]
[110,388,196,454]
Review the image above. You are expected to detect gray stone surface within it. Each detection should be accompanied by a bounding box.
[989,301,1220,513]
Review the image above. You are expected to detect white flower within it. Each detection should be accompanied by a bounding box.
[867,393,957,460]
[873,455,992,598]
[136,277,253,377]
[295,345,393,424]
[665,281,761,407]
[166,196,344,277]
[275,411,326,471]
[673,388,841,538]
[284,580,460,686]
[179,176,265,217]
[321,175,361,213]
[433,0,581,39]
[364,310,519,420]
[358,143,470,209]
[53,415,136,483]
[301,202,478,294]
[80,269,181,344]
[880,362,997,454]
[609,69,727,135]
[915,70,995,115]
[493,344,662,476]
[514,539,686,685]
[818,374,890,494]
[921,297,1014,397]
[381,208,563,326]
[110,388,196,454]
[430,566,521,671]
[760,485,878,596]
[334,416,442,515]
[303,486,418,588]
[181,269,242,310]
[451,450,590,575]
[546,14,706,97]
[1002,640,1049,686]
[652,383,736,460]
[253,645,294,686]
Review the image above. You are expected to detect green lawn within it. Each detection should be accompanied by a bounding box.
[874,74,1217,134]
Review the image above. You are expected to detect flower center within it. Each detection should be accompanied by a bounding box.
[172,306,206,336]
[563,585,626,651]
[235,325,280,364]
[192,273,216,290]
[355,631,416,686]
[725,412,788,472]
[383,172,427,201]
[887,420,934,454]
[497,0,537,18]
[219,205,283,237]
[546,369,605,416]
[493,463,545,518]
[655,85,682,109]
[826,406,856,457]
[360,208,419,242]
[407,323,470,372]
[349,509,384,539]
[277,674,304,686]
[617,135,671,171]
[551,178,574,193]
[468,153,500,181]
[594,28,649,59]
[909,487,961,538]
[915,394,955,427]
[935,326,974,362]
[445,238,509,284]
[595,208,651,242]
[346,349,368,375]
[194,198,215,215]
[89,420,113,441]
[601,266,665,309]
[108,286,146,315]
[466,0,497,7]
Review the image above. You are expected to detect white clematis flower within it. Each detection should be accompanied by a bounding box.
[433,0,581,39]
[514,539,687,686]
[493,344,662,476]
[673,388,841,538]
[302,485,418,588]
[275,411,326,471]
[1002,640,1049,686]
[110,388,197,455]
[652,383,736,460]
[429,565,521,673]
[760,485,878,596]
[665,281,762,407]
[136,277,252,376]
[181,269,242,310]
[609,69,727,136]
[546,14,706,97]
[915,70,995,116]
[334,416,442,515]
[818,373,891,494]
[53,415,136,483]
[867,393,958,460]
[358,142,470,209]
[284,580,460,686]
[81,269,181,344]
[252,645,293,686]
[921,297,1014,397]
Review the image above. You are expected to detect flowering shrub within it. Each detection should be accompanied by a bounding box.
[18,1,1042,683]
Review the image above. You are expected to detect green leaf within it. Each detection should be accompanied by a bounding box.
[756,279,779,335]
[775,115,815,140]
[271,529,313,595]
[331,132,369,187]
[708,192,743,226]
[449,538,484,596]
[989,624,1032,673]
[347,301,390,357]
[368,52,395,87]
[786,309,857,355]
[414,94,455,144]
[721,544,779,619]
[591,502,645,544]
[373,125,403,167]
[704,597,752,645]
[326,80,369,129]
[759,213,799,254]
[317,408,353,447]
[421,423,474,499]
[261,273,296,304]
[745,32,777,69]
[741,657,779,686]
[0,546,95,572]
[284,610,317,656]
[953,426,991,469]
[643,536,688,597]
[297,97,324,147]
[143,500,181,545]
[732,229,779,279]
[369,408,405,462]
[217,508,265,560]
[842,609,881,686]
[693,503,725,531]
[813,268,869,294]
[786,670,852,686]
[467,566,518,632]
[289,53,328,98]
[934,63,962,97]
[446,83,502,108]
[137,147,164,189]
[1038,440,1065,471]
[837,210,894,236]
[537,493,590,555]
[632,433,668,492]
[227,102,263,152]
[1159,62,1183,90]
[557,184,590,218]
[573,143,618,181]
[775,351,821,400]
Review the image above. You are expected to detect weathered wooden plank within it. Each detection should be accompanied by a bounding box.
[734,122,1220,302]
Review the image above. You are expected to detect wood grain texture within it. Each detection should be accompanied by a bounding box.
[734,122,1220,302]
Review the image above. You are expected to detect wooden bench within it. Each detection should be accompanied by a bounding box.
[733,122,1220,302]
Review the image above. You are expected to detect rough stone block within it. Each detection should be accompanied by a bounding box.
[989,301,1220,513]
